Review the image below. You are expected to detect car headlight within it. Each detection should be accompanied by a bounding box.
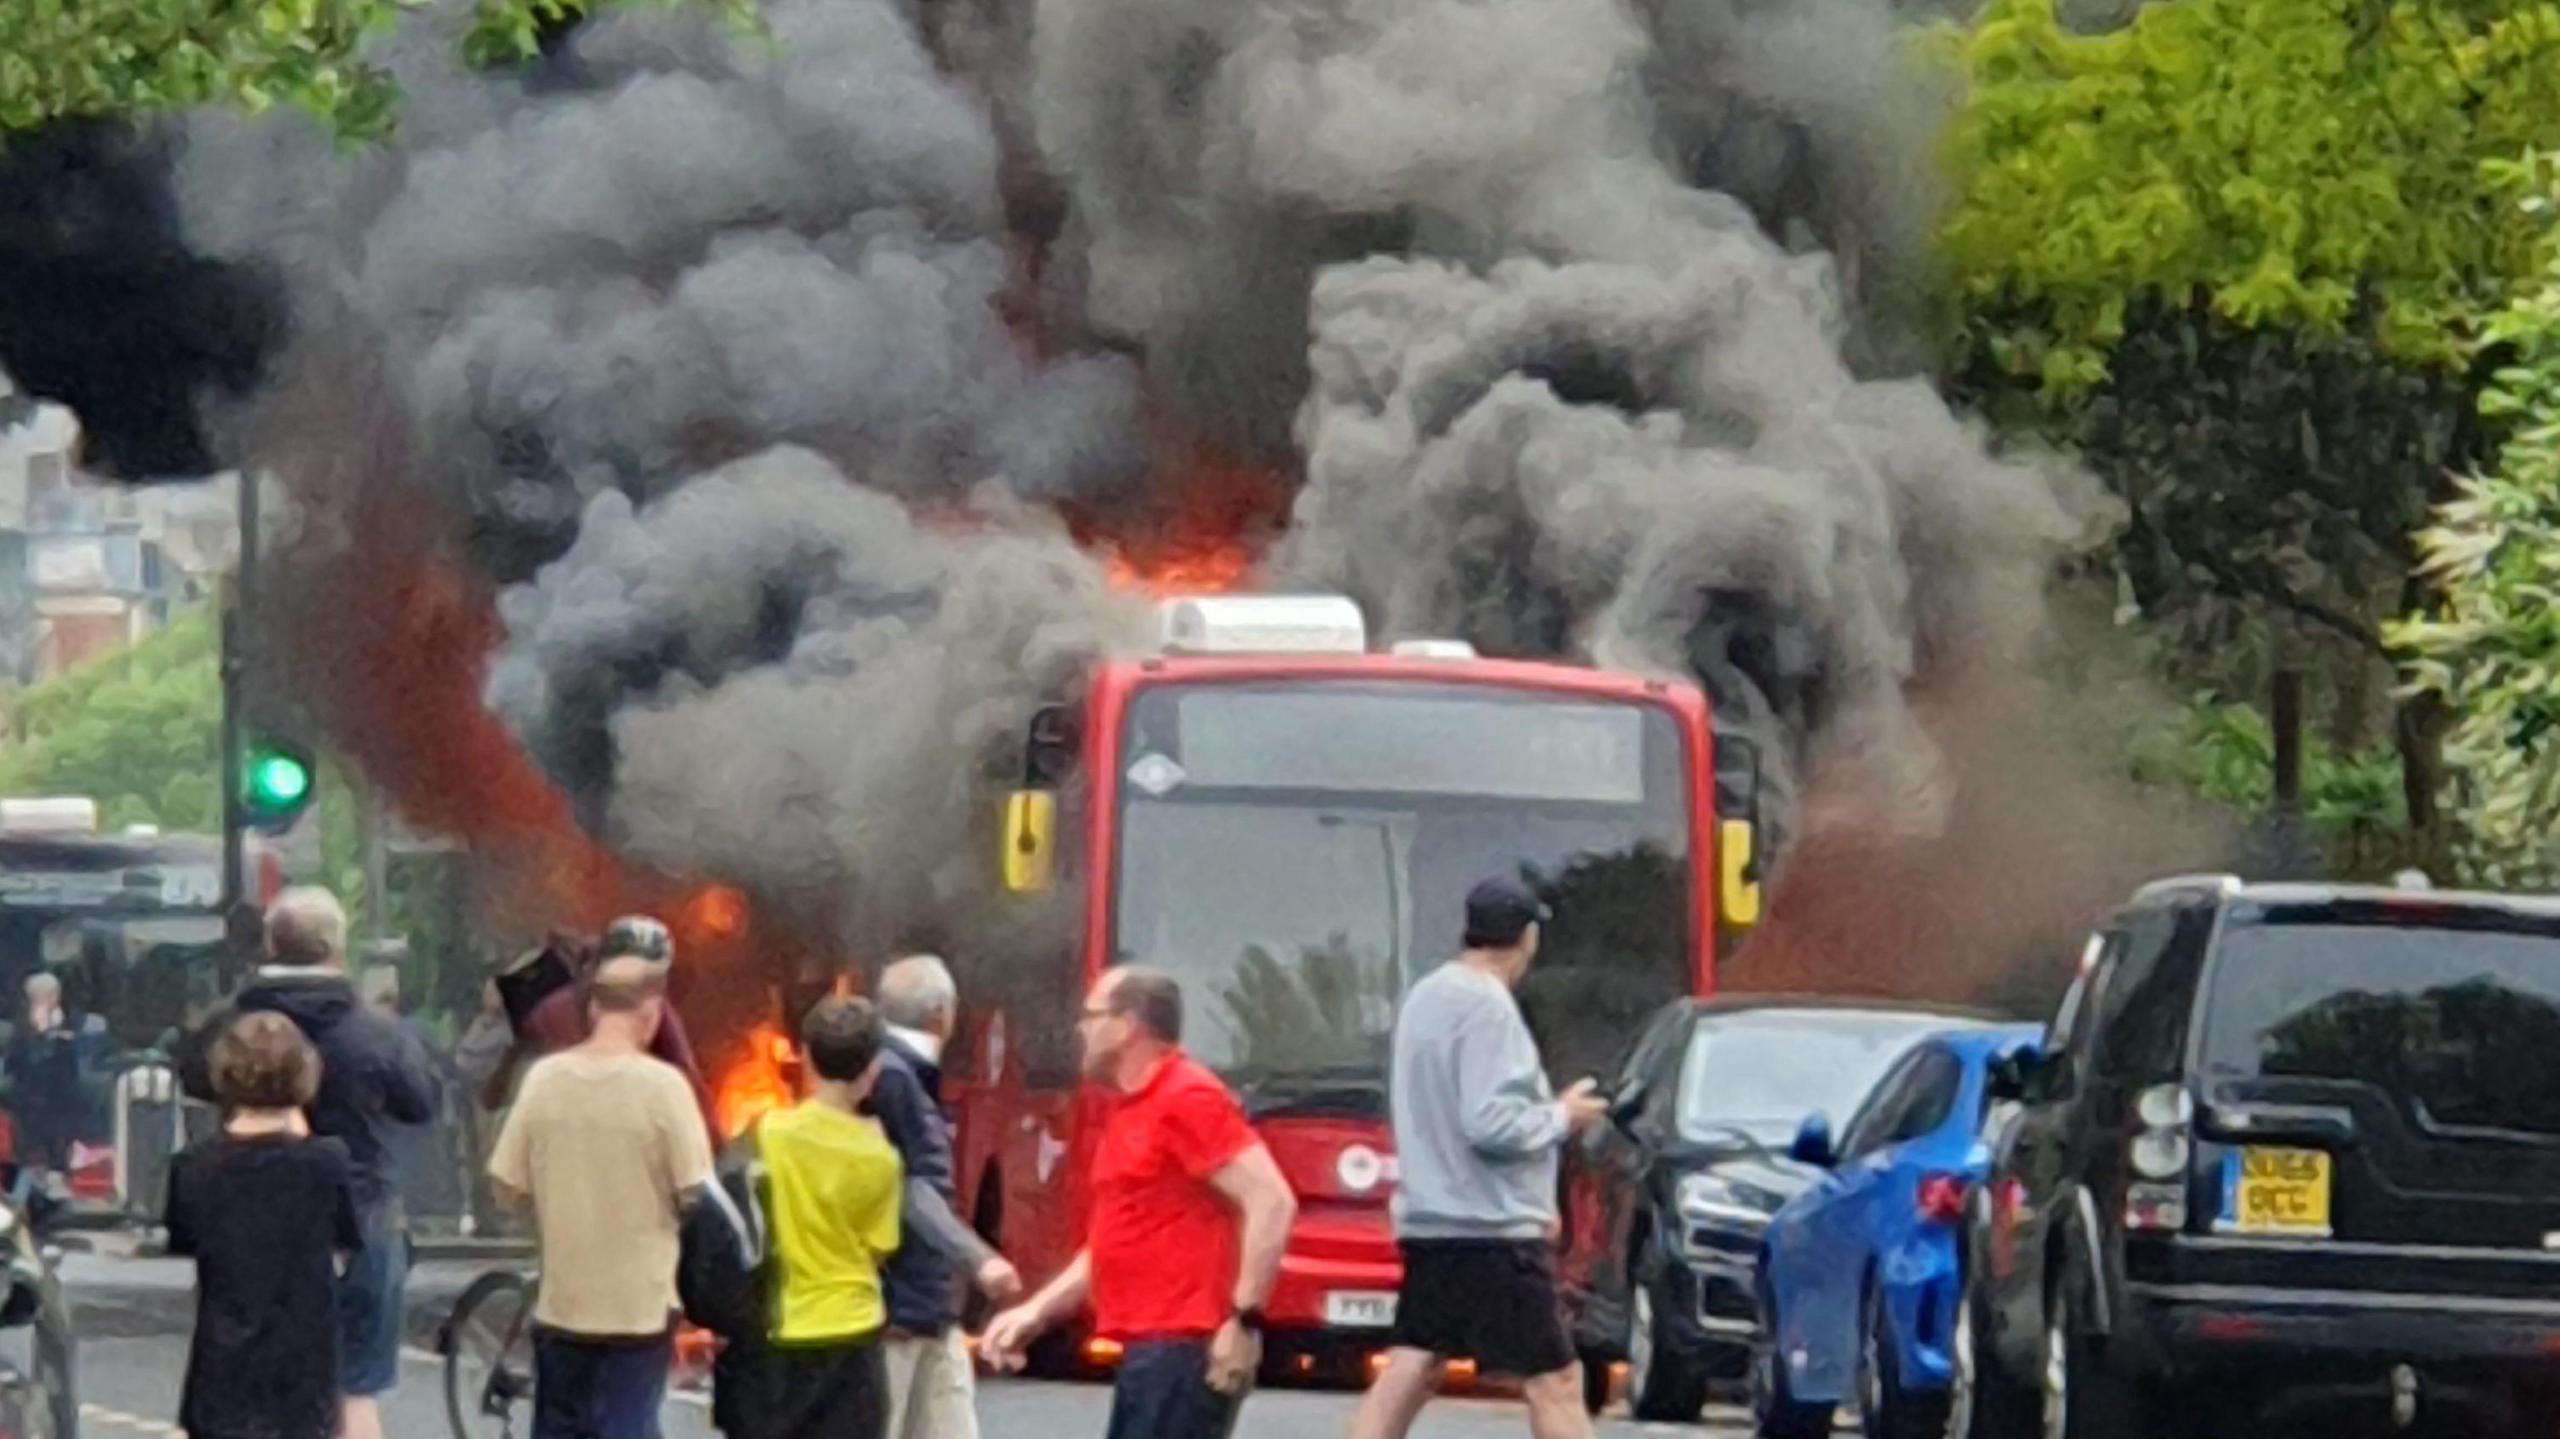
[1679,1172,1737,1210]
[1677,1172,1767,1229]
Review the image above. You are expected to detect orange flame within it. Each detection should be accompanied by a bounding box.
[1071,417,1288,597]
[715,1022,799,1139]
[682,884,750,946]
[1103,542,1258,595]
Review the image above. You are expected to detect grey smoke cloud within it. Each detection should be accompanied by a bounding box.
[162,0,1153,939]
[182,0,1145,588]
[491,447,1137,945]
[1029,0,1954,448]
[1029,0,2103,829]
[1278,253,2104,831]
[166,0,2108,952]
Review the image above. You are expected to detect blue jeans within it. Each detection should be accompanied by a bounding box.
[1105,1340,1241,1439]
[533,1330,670,1439]
[335,1209,409,1396]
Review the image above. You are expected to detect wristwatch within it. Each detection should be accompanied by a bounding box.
[1233,1306,1267,1334]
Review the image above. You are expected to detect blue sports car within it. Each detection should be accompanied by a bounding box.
[1751,1024,2042,1439]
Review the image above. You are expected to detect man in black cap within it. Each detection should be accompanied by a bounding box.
[1349,877,1608,1439]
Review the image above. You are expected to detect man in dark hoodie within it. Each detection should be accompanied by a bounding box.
[180,887,442,1439]
[871,955,1021,1439]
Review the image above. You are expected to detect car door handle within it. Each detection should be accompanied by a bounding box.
[2199,1101,2356,1146]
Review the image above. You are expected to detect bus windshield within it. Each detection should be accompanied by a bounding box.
[1111,681,1696,1088]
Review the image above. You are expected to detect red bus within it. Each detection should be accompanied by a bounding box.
[950,595,1763,1367]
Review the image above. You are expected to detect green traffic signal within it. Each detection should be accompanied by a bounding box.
[242,743,316,826]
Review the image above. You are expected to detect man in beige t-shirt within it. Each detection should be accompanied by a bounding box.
[490,955,715,1439]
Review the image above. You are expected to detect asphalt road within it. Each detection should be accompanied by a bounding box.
[59,1251,1753,1439]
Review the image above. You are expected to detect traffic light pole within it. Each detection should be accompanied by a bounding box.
[218,470,262,974]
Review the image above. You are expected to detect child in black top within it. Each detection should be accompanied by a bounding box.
[166,1011,362,1439]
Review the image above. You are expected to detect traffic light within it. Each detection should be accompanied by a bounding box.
[240,739,316,831]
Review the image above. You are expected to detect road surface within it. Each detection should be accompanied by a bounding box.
[61,1250,1754,1438]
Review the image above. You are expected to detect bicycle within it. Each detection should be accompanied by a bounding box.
[442,1265,721,1439]
[441,1266,538,1439]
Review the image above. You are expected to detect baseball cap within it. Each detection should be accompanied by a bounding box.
[1464,877,1552,949]
[600,914,675,964]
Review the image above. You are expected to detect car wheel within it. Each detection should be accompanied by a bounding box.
[1945,1269,2036,1439]
[2040,1289,2140,1439]
[1750,1286,1833,1439]
[1628,1274,1710,1423]
[1858,1283,1950,1439]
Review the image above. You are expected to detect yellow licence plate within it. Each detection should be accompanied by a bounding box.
[2221,1146,2331,1236]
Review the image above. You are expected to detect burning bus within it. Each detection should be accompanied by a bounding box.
[948,594,1765,1363]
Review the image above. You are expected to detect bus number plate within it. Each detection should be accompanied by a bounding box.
[1325,1291,1398,1329]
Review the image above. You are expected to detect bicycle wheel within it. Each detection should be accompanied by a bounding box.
[444,1269,538,1439]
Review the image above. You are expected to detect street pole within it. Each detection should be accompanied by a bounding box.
[218,470,261,978]
[360,780,387,947]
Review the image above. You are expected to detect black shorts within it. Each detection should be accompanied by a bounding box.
[1388,1239,1576,1379]
[753,1336,887,1439]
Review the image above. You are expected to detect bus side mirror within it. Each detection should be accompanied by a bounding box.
[1720,819,1762,929]
[1001,791,1057,894]
[1024,704,1079,788]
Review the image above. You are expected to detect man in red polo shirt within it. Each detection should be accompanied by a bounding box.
[983,965,1297,1439]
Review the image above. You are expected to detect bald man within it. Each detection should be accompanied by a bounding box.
[492,955,715,1439]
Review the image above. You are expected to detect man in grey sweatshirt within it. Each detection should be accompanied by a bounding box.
[1350,878,1610,1439]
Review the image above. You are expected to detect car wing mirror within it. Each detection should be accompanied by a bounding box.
[1607,1079,1650,1138]
[1990,1047,2067,1104]
[1986,1051,2028,1102]
[1788,1111,1836,1168]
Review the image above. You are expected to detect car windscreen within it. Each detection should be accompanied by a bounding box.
[1675,1011,1953,1145]
[2202,906,2560,1137]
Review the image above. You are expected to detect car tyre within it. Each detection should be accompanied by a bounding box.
[1858,1283,1949,1439]
[2040,1290,2141,1439]
[1628,1273,1709,1423]
[1750,1287,1834,1439]
[1944,1266,2036,1439]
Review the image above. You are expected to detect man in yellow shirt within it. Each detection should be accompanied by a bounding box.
[756,995,904,1439]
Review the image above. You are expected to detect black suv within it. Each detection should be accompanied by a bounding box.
[1959,877,2560,1438]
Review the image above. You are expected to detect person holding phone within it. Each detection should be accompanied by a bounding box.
[1350,878,1610,1439]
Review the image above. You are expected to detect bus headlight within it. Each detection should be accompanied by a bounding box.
[1337,1145,1386,1194]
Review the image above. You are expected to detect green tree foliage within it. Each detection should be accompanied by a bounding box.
[0,0,752,139]
[2129,696,2411,871]
[1940,0,2560,392]
[0,609,222,829]
[1938,0,2560,855]
[2395,163,2560,885]
[0,608,373,899]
